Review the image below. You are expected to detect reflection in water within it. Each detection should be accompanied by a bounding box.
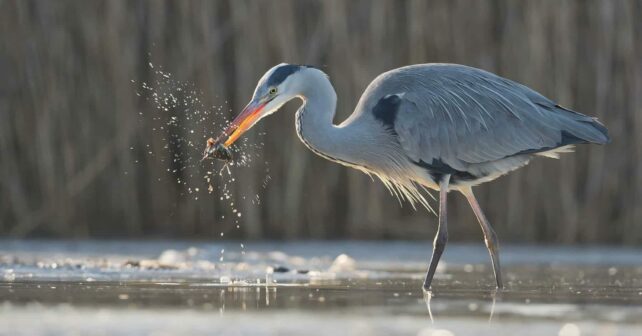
[2,241,642,334]
[488,288,498,323]
[424,288,500,325]
[216,286,279,315]
[423,290,434,323]
[219,288,225,315]
[2,276,642,335]
[3,279,642,335]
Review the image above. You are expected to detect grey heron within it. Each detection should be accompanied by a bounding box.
[204,63,610,290]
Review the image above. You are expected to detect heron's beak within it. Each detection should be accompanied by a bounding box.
[202,99,267,161]
[221,99,267,147]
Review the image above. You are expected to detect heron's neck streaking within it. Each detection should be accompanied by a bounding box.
[294,70,370,169]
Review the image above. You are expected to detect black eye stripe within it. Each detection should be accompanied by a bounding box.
[266,65,302,87]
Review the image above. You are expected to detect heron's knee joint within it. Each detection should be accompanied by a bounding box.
[490,231,499,243]
[484,238,499,252]
[434,233,448,249]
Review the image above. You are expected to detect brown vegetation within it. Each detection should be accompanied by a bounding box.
[1,0,640,243]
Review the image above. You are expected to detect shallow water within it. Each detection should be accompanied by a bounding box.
[1,240,642,335]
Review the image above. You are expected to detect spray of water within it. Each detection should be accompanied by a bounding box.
[132,62,271,260]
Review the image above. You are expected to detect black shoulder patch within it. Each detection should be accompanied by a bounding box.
[372,94,401,133]
[267,65,302,87]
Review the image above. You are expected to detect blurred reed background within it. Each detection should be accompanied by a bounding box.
[0,0,640,243]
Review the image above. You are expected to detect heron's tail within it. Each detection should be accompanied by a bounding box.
[587,118,611,144]
[555,105,611,145]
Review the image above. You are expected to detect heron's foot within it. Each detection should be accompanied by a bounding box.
[495,280,504,290]
[422,287,433,297]
[491,264,504,290]
[422,282,431,291]
[422,264,439,291]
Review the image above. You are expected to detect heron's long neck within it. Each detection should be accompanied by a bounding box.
[295,74,367,167]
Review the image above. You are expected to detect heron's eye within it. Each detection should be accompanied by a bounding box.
[269,87,278,95]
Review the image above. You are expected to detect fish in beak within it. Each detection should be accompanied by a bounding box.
[202,138,233,162]
[202,99,267,162]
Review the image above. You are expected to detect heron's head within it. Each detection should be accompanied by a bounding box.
[208,64,314,153]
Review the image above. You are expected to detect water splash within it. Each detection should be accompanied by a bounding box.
[131,61,272,257]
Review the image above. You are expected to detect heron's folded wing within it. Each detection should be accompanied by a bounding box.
[393,68,608,173]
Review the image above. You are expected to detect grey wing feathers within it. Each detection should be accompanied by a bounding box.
[384,64,609,173]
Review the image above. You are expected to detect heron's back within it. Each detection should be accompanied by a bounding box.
[350,63,609,187]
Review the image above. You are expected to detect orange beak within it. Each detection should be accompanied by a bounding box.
[218,100,267,148]
[203,99,270,161]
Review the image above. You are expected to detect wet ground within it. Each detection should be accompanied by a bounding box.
[1,240,641,335]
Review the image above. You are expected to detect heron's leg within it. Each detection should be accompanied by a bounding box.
[461,187,503,289]
[423,174,450,290]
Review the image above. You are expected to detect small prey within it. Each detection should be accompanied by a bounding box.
[202,137,233,162]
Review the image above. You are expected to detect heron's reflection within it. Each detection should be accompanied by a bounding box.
[423,290,434,323]
[422,288,500,323]
[488,288,499,323]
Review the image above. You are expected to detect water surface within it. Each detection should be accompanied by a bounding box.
[1,240,641,335]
